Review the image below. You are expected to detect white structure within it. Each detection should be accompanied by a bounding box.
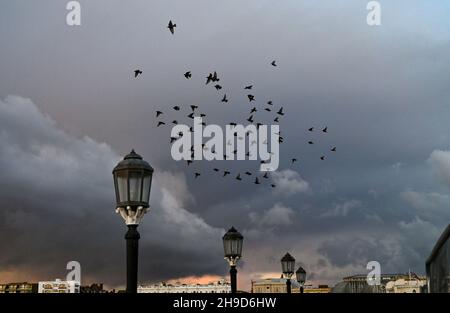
[385,277,426,293]
[38,279,80,293]
[138,279,230,293]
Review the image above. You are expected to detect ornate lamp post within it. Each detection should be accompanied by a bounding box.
[296,266,307,293]
[222,227,243,293]
[113,150,153,293]
[281,253,295,294]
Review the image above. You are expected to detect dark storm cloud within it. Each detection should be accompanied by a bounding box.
[1,0,450,288]
[0,96,225,287]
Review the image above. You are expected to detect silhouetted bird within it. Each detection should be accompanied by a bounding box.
[247,115,254,123]
[223,171,231,177]
[254,177,261,185]
[221,94,228,102]
[200,113,206,117]
[184,71,192,79]
[170,137,177,143]
[156,111,163,117]
[322,127,328,133]
[206,73,213,85]
[308,141,314,145]
[230,122,237,126]
[187,112,194,119]
[190,105,198,111]
[168,20,176,34]
[308,127,314,132]
[157,121,165,127]
[331,147,337,152]
[236,174,242,181]
[172,120,178,125]
[274,117,279,122]
[214,84,222,90]
[248,95,255,102]
[271,184,276,188]
[267,101,273,105]
[320,156,325,160]
[194,172,201,178]
[213,168,219,172]
[263,172,269,179]
[173,106,180,111]
[212,71,219,82]
[245,171,252,176]
[271,60,277,67]
[265,108,271,112]
[245,85,253,90]
[134,69,143,78]
[277,107,284,116]
[291,158,297,164]
[250,107,257,113]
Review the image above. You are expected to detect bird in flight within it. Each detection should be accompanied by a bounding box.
[187,160,193,166]
[213,168,219,172]
[157,121,165,127]
[248,95,255,102]
[254,177,261,185]
[244,85,253,90]
[236,174,242,181]
[184,71,192,79]
[271,184,276,188]
[247,115,254,123]
[274,117,279,122]
[156,111,163,117]
[265,108,271,112]
[212,71,219,82]
[263,172,269,179]
[291,158,297,164]
[168,20,176,34]
[214,84,222,91]
[320,156,325,160]
[223,171,231,177]
[271,60,277,67]
[331,147,337,152]
[245,171,252,176]
[187,112,194,119]
[221,94,228,103]
[308,127,314,132]
[308,141,314,145]
[134,69,143,78]
[322,127,328,133]
[206,73,213,85]
[277,107,284,116]
[250,107,257,113]
[194,172,201,178]
[173,106,180,111]
[267,101,273,105]
[190,105,198,111]
[172,120,178,125]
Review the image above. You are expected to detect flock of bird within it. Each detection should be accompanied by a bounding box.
[132,20,337,189]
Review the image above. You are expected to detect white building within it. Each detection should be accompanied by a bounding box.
[138,279,230,293]
[385,277,426,293]
[38,279,80,293]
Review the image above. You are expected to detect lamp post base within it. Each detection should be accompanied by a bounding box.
[230,265,237,293]
[125,224,140,293]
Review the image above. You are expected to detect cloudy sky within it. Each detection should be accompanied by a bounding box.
[1,0,450,290]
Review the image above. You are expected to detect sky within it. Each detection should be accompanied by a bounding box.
[1,0,450,291]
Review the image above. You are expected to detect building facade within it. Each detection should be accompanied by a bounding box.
[385,277,426,293]
[251,278,331,293]
[426,224,450,293]
[0,282,38,293]
[332,273,424,293]
[38,279,80,293]
[138,280,230,293]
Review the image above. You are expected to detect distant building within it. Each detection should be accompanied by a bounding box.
[332,273,424,293]
[426,224,450,293]
[38,279,80,293]
[138,279,230,293]
[251,278,330,293]
[0,282,38,293]
[385,276,426,293]
[80,283,106,293]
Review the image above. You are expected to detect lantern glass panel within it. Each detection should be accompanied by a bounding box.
[129,171,142,202]
[116,172,128,203]
[142,175,152,204]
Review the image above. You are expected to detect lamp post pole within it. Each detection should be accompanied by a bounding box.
[230,265,237,294]
[125,225,140,293]
[286,279,292,294]
[113,150,153,294]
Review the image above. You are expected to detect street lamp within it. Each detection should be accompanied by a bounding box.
[296,266,307,293]
[113,150,153,293]
[281,253,295,294]
[223,227,243,293]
